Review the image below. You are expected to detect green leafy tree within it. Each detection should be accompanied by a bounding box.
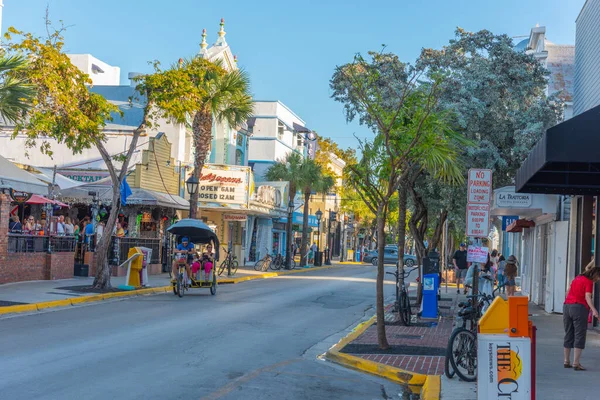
[297,159,335,266]
[407,28,563,258]
[265,152,304,268]
[331,51,454,348]
[173,58,253,218]
[0,54,35,124]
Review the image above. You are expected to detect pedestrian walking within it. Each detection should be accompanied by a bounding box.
[563,265,600,371]
[504,255,518,296]
[490,249,499,277]
[497,255,506,293]
[452,243,469,294]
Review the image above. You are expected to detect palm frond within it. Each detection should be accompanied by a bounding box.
[0,55,35,124]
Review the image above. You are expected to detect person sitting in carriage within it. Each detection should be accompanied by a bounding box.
[172,236,195,284]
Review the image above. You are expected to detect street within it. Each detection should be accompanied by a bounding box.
[0,265,412,400]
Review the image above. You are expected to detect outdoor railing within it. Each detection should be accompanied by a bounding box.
[109,236,161,265]
[7,234,76,253]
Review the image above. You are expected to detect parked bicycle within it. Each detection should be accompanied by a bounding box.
[445,282,506,381]
[218,247,239,276]
[386,266,418,326]
[254,248,273,272]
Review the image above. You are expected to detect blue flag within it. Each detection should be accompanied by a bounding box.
[120,179,132,206]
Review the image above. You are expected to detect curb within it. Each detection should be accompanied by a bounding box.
[0,265,338,316]
[324,312,440,398]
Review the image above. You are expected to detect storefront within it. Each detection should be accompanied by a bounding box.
[195,164,253,264]
[516,104,600,321]
[491,186,563,312]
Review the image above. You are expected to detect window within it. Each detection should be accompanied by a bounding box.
[235,149,243,166]
[236,133,244,147]
[277,122,284,140]
[296,134,304,148]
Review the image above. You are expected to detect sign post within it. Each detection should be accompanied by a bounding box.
[465,168,493,297]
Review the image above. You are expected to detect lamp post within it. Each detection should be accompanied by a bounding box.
[325,208,332,265]
[286,200,294,270]
[315,209,323,266]
[186,175,199,218]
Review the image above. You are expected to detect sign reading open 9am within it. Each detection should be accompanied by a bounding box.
[468,169,493,204]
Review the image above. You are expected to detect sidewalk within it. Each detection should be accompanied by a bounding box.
[326,284,463,397]
[440,302,600,400]
[0,265,330,307]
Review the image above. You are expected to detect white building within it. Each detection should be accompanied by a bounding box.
[248,100,314,180]
[515,25,575,119]
[67,54,121,86]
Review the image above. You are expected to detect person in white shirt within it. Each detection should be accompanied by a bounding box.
[56,215,66,236]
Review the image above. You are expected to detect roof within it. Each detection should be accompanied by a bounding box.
[0,155,48,195]
[89,85,145,128]
[57,179,189,209]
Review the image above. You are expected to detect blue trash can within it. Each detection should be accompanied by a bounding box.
[422,273,440,319]
[355,250,361,262]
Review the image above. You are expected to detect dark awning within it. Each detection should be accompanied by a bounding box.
[293,122,311,133]
[516,104,600,195]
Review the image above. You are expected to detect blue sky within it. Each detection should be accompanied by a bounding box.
[3,0,586,148]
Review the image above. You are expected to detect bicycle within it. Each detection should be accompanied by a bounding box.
[218,247,239,276]
[446,282,506,381]
[173,252,188,298]
[254,248,273,272]
[386,266,418,326]
[270,253,284,270]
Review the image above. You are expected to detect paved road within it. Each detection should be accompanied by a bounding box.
[0,265,416,400]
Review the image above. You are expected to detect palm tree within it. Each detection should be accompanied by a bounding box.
[0,55,35,124]
[265,152,304,268]
[298,160,334,266]
[183,57,254,218]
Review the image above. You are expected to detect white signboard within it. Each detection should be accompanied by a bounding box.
[495,192,532,208]
[467,245,489,263]
[468,169,493,204]
[478,335,531,400]
[197,166,249,206]
[466,203,490,237]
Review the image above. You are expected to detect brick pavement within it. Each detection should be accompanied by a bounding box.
[341,295,461,376]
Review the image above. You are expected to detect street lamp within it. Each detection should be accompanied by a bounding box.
[325,209,333,265]
[315,209,323,266]
[286,200,295,270]
[186,175,199,218]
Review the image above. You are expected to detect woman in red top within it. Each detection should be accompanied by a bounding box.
[563,265,600,371]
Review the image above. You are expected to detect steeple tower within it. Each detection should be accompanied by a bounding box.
[214,18,227,47]
[199,28,208,57]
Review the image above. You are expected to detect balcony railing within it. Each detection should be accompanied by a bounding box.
[8,234,76,253]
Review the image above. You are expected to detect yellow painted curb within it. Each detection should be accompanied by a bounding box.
[0,303,38,315]
[420,375,441,400]
[325,312,432,387]
[36,299,72,310]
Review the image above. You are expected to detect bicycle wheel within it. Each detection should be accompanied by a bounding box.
[269,257,280,270]
[254,260,265,271]
[399,291,412,326]
[445,334,456,379]
[449,328,477,382]
[231,260,239,276]
[218,260,227,276]
[176,273,184,298]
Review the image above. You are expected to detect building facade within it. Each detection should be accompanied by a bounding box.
[573,0,600,116]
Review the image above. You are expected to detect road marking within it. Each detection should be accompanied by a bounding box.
[200,358,300,400]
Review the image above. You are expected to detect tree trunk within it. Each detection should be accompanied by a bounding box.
[375,203,390,350]
[397,182,407,289]
[190,109,213,219]
[92,128,142,289]
[300,190,311,267]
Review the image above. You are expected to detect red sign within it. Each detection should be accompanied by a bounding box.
[467,169,492,204]
[9,189,33,204]
[466,203,490,237]
[200,173,242,184]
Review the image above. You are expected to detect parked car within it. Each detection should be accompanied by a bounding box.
[362,247,417,267]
